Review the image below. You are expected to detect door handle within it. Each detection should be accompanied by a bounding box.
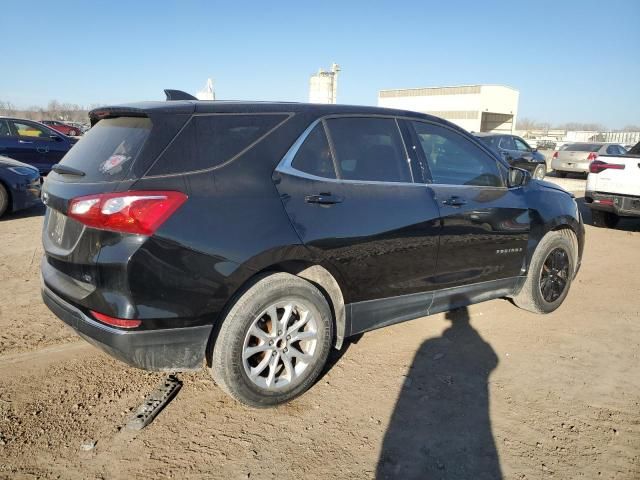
[442,195,467,207]
[18,140,33,144]
[305,193,343,205]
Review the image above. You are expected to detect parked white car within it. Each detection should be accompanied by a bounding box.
[551,142,627,177]
[585,142,640,228]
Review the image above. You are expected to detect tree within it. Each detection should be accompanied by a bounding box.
[516,117,541,130]
[0,101,16,116]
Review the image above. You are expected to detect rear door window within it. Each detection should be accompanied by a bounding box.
[325,117,412,183]
[56,116,152,182]
[291,123,336,179]
[411,121,504,187]
[149,114,289,175]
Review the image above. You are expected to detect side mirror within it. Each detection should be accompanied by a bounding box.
[531,147,538,152]
[508,167,531,188]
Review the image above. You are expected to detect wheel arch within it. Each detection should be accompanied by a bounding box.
[253,260,347,349]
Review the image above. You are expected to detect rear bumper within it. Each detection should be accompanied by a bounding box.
[41,284,212,371]
[585,191,640,217]
[551,160,589,173]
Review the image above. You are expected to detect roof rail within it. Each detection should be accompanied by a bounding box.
[164,89,198,101]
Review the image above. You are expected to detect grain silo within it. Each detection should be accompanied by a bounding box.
[309,63,340,104]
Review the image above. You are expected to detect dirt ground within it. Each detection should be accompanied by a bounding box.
[1,191,639,479]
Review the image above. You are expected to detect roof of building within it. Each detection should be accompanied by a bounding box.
[378,84,519,98]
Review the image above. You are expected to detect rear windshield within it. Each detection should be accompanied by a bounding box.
[565,143,601,152]
[58,117,151,182]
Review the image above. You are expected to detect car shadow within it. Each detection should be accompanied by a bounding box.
[377,303,502,479]
[317,333,364,382]
[0,204,45,221]
[575,196,640,232]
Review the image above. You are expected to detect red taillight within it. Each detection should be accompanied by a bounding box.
[587,152,599,162]
[593,198,614,206]
[552,151,558,159]
[68,191,187,235]
[91,310,141,329]
[589,160,626,174]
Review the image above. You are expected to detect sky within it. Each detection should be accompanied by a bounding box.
[2,0,639,128]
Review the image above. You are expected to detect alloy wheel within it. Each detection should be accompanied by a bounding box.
[242,300,319,390]
[539,248,570,303]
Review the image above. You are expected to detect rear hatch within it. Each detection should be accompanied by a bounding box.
[41,107,191,315]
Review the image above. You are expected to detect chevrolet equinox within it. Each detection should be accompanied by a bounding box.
[41,92,584,407]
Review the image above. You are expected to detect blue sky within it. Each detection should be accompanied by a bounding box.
[2,0,639,128]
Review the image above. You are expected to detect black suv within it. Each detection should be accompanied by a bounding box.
[473,133,547,180]
[41,94,584,407]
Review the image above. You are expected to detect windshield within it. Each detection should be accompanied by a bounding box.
[58,117,151,182]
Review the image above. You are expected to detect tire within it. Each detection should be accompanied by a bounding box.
[0,183,9,218]
[69,130,77,136]
[533,164,546,180]
[210,272,333,407]
[556,171,567,178]
[512,229,578,314]
[591,209,619,228]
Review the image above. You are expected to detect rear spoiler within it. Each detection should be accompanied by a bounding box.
[88,106,149,126]
[88,91,199,125]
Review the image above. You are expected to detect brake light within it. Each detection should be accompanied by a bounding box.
[593,198,614,206]
[552,151,558,159]
[91,310,141,329]
[589,160,626,174]
[68,191,187,235]
[587,152,598,162]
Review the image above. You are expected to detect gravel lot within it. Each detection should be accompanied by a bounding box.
[0,182,638,479]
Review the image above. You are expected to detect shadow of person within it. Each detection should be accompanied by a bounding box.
[377,303,501,479]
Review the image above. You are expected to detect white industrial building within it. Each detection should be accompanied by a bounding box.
[309,63,340,104]
[378,84,519,133]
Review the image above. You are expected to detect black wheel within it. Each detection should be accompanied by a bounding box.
[0,183,9,218]
[591,210,619,228]
[512,229,577,314]
[556,171,567,178]
[533,164,546,180]
[210,272,333,407]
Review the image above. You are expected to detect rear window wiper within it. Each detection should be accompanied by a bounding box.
[51,164,86,176]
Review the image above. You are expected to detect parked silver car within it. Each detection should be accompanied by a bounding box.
[551,143,627,177]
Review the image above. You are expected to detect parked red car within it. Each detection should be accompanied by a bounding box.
[40,120,81,137]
